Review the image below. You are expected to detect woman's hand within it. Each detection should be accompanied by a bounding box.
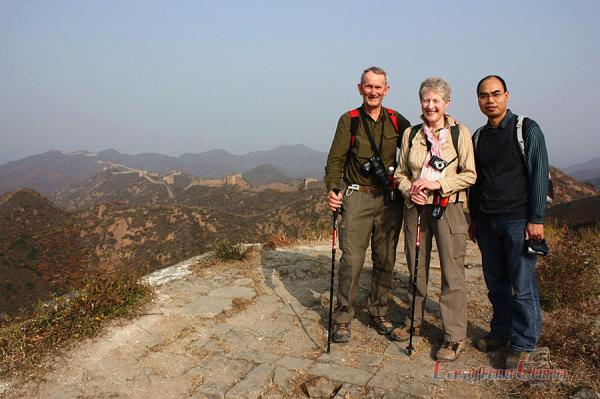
[410,178,441,195]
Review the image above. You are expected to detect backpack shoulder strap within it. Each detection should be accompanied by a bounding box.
[450,125,460,152]
[472,127,484,152]
[516,115,554,204]
[384,108,399,133]
[348,109,360,147]
[516,115,527,161]
[408,124,423,149]
[409,124,459,152]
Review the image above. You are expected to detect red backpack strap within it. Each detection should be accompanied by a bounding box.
[385,108,399,133]
[348,109,360,147]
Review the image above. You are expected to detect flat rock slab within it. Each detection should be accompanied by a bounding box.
[308,362,373,385]
[209,286,256,299]
[183,296,232,317]
[302,376,343,398]
[225,364,273,398]
[2,242,510,399]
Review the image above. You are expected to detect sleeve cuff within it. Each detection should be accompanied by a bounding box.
[439,179,452,195]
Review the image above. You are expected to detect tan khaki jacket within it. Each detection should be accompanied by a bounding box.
[394,115,476,208]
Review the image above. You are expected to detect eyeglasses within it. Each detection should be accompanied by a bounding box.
[478,91,505,101]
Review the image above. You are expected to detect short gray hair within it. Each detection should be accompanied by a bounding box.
[360,66,387,85]
[419,77,451,101]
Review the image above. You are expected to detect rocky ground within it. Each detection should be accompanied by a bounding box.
[0,238,557,399]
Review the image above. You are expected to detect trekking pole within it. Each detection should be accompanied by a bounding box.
[327,189,342,354]
[407,205,424,356]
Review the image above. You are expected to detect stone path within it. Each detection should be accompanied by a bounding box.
[2,239,536,398]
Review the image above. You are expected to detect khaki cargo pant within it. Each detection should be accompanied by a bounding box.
[333,190,403,323]
[403,202,468,342]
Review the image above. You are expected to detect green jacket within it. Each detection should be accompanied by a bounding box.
[324,105,410,191]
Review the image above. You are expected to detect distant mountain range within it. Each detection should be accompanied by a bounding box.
[95,144,325,179]
[0,151,104,196]
[0,144,326,196]
[565,157,600,189]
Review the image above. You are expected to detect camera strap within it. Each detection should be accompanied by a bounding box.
[358,108,384,157]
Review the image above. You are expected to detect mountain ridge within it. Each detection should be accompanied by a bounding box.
[0,145,326,196]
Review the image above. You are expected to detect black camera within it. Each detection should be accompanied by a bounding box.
[525,239,549,256]
[429,155,449,172]
[360,156,399,202]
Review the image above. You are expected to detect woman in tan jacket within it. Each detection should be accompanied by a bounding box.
[392,77,476,361]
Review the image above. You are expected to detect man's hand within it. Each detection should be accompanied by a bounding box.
[526,223,544,240]
[468,222,477,243]
[410,190,428,206]
[327,190,343,212]
[410,178,441,195]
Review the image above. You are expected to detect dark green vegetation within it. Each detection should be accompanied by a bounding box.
[214,239,248,261]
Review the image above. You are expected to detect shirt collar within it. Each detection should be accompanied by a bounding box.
[488,109,514,129]
[419,113,452,133]
[360,105,386,122]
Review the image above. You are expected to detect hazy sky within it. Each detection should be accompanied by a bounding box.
[1,0,599,168]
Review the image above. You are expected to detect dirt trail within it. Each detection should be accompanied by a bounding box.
[1,239,542,398]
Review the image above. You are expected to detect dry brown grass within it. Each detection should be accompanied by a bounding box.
[264,230,297,250]
[0,265,152,378]
[537,225,600,312]
[527,223,600,397]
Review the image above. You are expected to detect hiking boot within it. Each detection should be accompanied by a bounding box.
[332,322,351,343]
[370,315,394,335]
[476,335,510,352]
[390,324,421,342]
[505,349,532,369]
[436,340,466,361]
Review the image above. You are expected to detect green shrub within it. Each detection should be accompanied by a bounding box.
[214,239,247,261]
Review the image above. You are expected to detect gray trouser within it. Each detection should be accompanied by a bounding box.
[333,190,403,323]
[403,203,468,342]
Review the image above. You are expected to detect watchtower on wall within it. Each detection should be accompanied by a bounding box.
[225,173,250,188]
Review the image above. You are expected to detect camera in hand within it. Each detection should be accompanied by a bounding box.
[360,156,399,203]
[525,239,549,256]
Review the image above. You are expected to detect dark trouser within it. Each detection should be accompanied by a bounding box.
[333,190,403,323]
[403,203,468,342]
[475,215,542,352]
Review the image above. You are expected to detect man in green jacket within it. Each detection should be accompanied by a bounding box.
[325,66,410,343]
